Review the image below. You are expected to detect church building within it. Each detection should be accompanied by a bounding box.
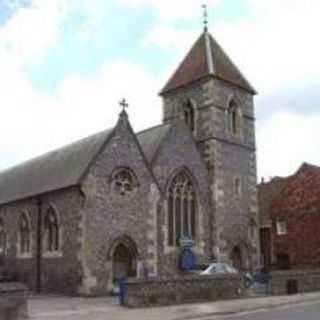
[0,27,259,295]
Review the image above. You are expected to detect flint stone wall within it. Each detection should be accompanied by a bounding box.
[0,282,28,320]
[123,274,245,308]
[270,270,320,295]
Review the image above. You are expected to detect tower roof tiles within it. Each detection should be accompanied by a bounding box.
[160,31,256,95]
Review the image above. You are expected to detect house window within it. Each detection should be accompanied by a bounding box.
[276,221,287,236]
[168,171,197,246]
[112,168,138,196]
[44,208,60,252]
[19,212,31,254]
[183,100,195,133]
[228,100,241,136]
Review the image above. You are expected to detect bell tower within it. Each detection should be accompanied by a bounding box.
[159,27,260,269]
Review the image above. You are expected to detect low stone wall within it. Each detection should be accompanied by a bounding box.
[123,274,245,308]
[0,282,28,319]
[270,270,320,295]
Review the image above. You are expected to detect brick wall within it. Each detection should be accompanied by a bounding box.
[260,227,272,270]
[271,211,320,269]
[269,164,320,270]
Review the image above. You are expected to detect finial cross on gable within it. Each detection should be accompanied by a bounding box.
[119,98,129,112]
[202,4,208,31]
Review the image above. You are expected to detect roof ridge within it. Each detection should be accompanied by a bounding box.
[208,34,257,94]
[0,127,114,205]
[299,162,320,170]
[160,33,207,95]
[160,31,256,95]
[136,123,171,136]
[204,31,214,74]
[0,128,112,176]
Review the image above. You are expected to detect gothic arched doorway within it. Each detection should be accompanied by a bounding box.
[112,243,137,281]
[231,246,242,270]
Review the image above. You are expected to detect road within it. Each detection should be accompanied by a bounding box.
[207,300,320,320]
[29,294,320,320]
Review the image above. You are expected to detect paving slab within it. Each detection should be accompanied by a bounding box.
[28,292,320,320]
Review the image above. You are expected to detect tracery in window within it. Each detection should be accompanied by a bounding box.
[19,212,31,254]
[0,218,6,256]
[112,169,138,196]
[228,100,241,136]
[44,208,60,252]
[168,171,197,247]
[183,100,195,133]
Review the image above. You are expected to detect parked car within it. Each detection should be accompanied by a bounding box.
[200,262,238,275]
[200,263,254,288]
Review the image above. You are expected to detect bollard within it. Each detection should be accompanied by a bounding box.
[118,279,128,306]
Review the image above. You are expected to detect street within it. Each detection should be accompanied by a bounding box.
[207,301,320,320]
[28,293,320,320]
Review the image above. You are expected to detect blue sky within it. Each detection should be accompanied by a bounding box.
[0,0,319,179]
[22,0,251,93]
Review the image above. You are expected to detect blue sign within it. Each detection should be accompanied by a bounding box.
[179,236,194,248]
[180,248,196,271]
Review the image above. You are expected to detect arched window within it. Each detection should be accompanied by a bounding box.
[0,218,6,256]
[249,218,257,240]
[19,212,31,254]
[44,208,60,252]
[228,100,241,136]
[168,171,197,246]
[112,168,138,196]
[183,101,195,133]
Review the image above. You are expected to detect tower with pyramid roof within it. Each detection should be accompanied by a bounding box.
[160,28,260,269]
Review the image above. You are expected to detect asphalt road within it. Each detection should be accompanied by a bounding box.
[210,301,320,320]
[29,293,320,320]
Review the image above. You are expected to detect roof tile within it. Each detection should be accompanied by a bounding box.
[161,32,256,95]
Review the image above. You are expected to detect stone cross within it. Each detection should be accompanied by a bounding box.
[119,98,129,112]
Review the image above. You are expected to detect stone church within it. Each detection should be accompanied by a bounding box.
[0,28,259,295]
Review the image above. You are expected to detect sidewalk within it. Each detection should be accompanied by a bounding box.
[29,291,320,320]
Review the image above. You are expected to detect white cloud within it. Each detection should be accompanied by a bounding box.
[0,0,70,66]
[144,0,320,94]
[143,26,197,52]
[1,0,320,182]
[0,0,164,171]
[118,0,220,20]
[143,1,320,177]
[0,60,162,170]
[257,111,320,179]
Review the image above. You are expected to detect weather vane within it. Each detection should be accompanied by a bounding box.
[119,98,129,112]
[202,4,208,32]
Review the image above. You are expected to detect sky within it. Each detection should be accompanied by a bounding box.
[0,0,319,181]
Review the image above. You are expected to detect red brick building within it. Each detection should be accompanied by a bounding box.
[258,163,320,270]
[258,176,288,270]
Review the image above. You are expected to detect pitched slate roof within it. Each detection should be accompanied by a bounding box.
[0,129,113,205]
[160,31,256,95]
[137,123,172,163]
[0,120,172,206]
